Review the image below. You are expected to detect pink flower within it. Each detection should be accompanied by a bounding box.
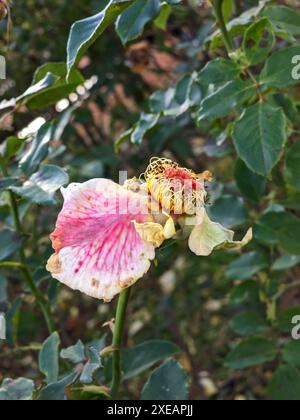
[47,159,252,301]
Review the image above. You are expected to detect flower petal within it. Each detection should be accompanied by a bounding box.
[134,216,176,247]
[188,210,252,256]
[47,179,155,302]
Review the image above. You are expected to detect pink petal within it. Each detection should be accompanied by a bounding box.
[47,179,155,301]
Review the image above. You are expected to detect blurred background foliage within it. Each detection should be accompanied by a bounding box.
[0,0,300,400]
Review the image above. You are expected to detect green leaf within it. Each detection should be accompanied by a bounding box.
[9,165,69,206]
[230,311,267,336]
[122,340,180,380]
[285,141,300,193]
[260,46,300,89]
[116,0,161,45]
[150,73,201,117]
[262,5,300,36]
[17,73,56,104]
[0,137,23,164]
[226,252,269,280]
[235,159,266,202]
[0,378,35,401]
[282,341,300,367]
[243,17,274,65]
[0,276,7,303]
[38,372,78,401]
[0,229,25,261]
[229,281,260,305]
[276,306,300,333]
[272,254,300,271]
[141,359,189,400]
[154,3,172,30]
[67,0,133,77]
[197,58,241,86]
[0,178,20,191]
[131,113,160,145]
[39,332,60,385]
[268,365,300,401]
[80,346,102,385]
[20,123,54,176]
[233,102,287,176]
[225,337,277,369]
[208,195,247,229]
[198,80,256,120]
[61,340,85,364]
[254,211,300,255]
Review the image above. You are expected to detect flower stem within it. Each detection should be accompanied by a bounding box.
[0,161,55,334]
[212,0,233,56]
[110,287,131,399]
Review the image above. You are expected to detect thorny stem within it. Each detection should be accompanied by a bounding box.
[0,161,55,334]
[212,0,233,56]
[110,287,131,399]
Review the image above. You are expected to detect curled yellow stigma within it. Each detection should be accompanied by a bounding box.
[144,158,212,215]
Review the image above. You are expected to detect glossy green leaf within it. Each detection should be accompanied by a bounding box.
[0,137,23,164]
[208,195,247,229]
[225,337,277,369]
[230,311,267,336]
[262,5,300,36]
[285,141,300,192]
[116,0,161,45]
[20,123,54,176]
[226,252,269,280]
[67,0,133,77]
[131,113,160,145]
[233,102,287,176]
[0,229,25,261]
[268,365,300,401]
[235,159,266,202]
[282,341,300,367]
[122,340,180,380]
[254,211,300,255]
[141,359,189,400]
[276,306,300,333]
[198,80,256,120]
[272,254,300,271]
[197,58,241,85]
[39,332,60,385]
[0,178,20,191]
[243,17,275,65]
[9,165,69,205]
[260,46,300,88]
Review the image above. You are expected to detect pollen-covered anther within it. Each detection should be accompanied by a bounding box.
[144,158,211,216]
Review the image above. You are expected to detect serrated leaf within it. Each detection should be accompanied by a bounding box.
[208,195,247,229]
[230,311,267,337]
[260,46,300,89]
[197,58,241,85]
[235,159,266,202]
[243,17,275,65]
[198,80,256,120]
[233,102,287,176]
[285,141,300,193]
[226,252,269,280]
[254,211,300,255]
[116,0,161,45]
[268,365,300,401]
[225,337,277,369]
[141,359,189,400]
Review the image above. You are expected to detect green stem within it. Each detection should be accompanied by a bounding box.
[0,161,55,334]
[212,0,233,55]
[110,287,131,399]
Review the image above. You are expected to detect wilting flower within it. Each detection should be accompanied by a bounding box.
[47,158,252,302]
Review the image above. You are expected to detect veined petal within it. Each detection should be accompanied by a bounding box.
[47,179,155,302]
[188,209,252,256]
